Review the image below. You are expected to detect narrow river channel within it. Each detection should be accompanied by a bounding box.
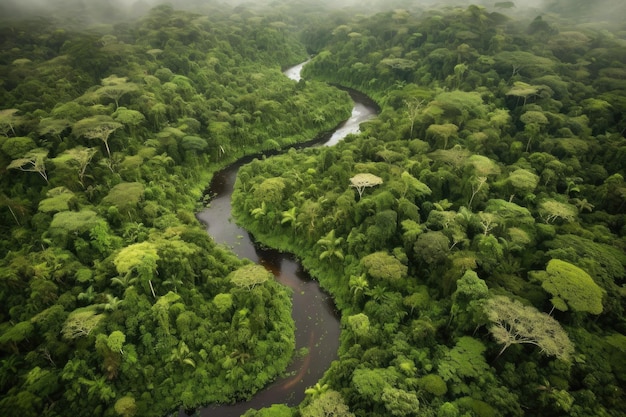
[187,62,377,416]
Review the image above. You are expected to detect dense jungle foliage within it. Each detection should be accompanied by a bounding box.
[1,1,626,417]
[0,2,354,416]
[232,3,626,417]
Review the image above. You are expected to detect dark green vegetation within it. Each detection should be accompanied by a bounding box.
[232,3,626,417]
[2,1,626,417]
[0,3,353,417]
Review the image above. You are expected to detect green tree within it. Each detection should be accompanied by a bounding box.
[301,390,355,417]
[317,229,344,262]
[304,382,329,399]
[360,251,407,287]
[102,182,144,213]
[438,336,490,386]
[254,177,286,208]
[349,273,369,302]
[94,75,139,109]
[1,136,36,158]
[7,149,49,183]
[73,115,123,159]
[414,231,449,267]
[107,330,126,354]
[112,107,145,137]
[38,187,75,213]
[113,242,160,297]
[450,270,489,332]
[0,108,20,137]
[0,321,34,354]
[507,168,539,200]
[51,147,98,189]
[400,171,432,199]
[520,110,548,152]
[38,117,71,142]
[537,199,578,224]
[49,210,103,239]
[114,396,137,417]
[347,313,370,343]
[228,264,271,290]
[532,259,604,315]
[352,367,397,403]
[427,123,458,150]
[61,308,104,340]
[381,386,420,416]
[213,293,233,314]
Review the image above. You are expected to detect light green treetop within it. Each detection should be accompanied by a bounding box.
[228,264,271,290]
[7,148,49,183]
[301,390,355,417]
[38,187,75,213]
[360,251,408,285]
[49,210,102,235]
[507,168,539,196]
[114,242,159,277]
[533,259,604,315]
[1,136,36,158]
[102,182,144,211]
[61,307,104,340]
[538,199,578,224]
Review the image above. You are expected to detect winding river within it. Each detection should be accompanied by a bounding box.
[187,62,378,416]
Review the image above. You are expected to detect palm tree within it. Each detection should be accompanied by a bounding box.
[316,229,344,262]
[111,273,137,289]
[366,285,390,302]
[281,206,297,227]
[571,197,594,213]
[101,294,124,312]
[281,206,299,238]
[229,349,250,365]
[349,274,369,302]
[163,276,183,293]
[305,382,329,398]
[250,201,267,219]
[77,285,96,304]
[169,341,196,368]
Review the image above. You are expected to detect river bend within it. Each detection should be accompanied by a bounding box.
[189,61,377,416]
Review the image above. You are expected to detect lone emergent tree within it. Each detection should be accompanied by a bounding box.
[350,173,383,199]
[485,295,574,361]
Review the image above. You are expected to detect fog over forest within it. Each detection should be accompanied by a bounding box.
[1,0,626,26]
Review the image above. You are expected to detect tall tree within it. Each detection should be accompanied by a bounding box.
[7,149,49,183]
[52,146,98,189]
[532,259,604,315]
[350,173,383,200]
[73,116,123,159]
[484,295,574,360]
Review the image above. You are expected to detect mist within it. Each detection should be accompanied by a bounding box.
[1,0,625,31]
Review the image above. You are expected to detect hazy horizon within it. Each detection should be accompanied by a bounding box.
[0,0,625,29]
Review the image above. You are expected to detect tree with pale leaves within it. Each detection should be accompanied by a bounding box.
[350,173,383,199]
[73,115,123,159]
[7,149,49,183]
[484,295,574,361]
[228,264,270,290]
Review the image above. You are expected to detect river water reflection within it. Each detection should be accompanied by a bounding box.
[188,62,377,416]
